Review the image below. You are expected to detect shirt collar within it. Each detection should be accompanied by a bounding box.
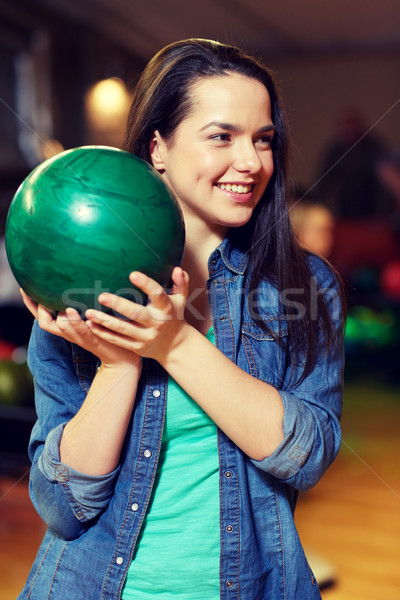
[212,237,249,275]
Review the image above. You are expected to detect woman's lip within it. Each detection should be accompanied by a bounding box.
[215,183,255,203]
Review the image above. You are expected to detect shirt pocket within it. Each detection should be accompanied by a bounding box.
[71,344,100,394]
[240,316,288,387]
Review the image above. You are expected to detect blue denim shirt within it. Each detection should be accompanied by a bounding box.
[18,239,344,600]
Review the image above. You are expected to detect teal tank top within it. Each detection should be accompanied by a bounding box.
[122,328,220,599]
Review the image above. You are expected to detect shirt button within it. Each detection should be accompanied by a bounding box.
[225,471,232,478]
[226,525,233,533]
[219,315,226,321]
[116,556,124,565]
[226,580,234,588]
[143,449,152,458]
[131,503,139,512]
[152,389,161,398]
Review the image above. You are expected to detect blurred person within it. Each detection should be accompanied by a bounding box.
[317,107,390,219]
[289,199,335,259]
[377,150,400,202]
[17,39,345,600]
[376,150,400,300]
[377,149,400,231]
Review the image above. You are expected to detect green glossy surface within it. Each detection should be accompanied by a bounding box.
[5,146,185,314]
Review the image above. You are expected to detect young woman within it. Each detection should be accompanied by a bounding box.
[18,39,344,599]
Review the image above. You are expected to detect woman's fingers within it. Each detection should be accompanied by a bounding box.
[20,289,39,319]
[20,289,65,334]
[89,293,149,325]
[88,272,173,325]
[19,289,142,362]
[21,269,187,330]
[58,307,91,337]
[37,304,58,327]
[171,267,189,298]
[21,291,93,341]
[21,269,189,354]
[86,308,144,337]
[130,271,171,310]
[83,269,191,360]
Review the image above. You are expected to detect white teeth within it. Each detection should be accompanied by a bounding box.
[217,183,252,194]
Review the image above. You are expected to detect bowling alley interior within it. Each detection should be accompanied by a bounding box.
[0,1,399,599]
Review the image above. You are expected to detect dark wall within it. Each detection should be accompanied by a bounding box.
[0,0,145,225]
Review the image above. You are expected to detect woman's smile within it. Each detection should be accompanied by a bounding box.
[214,181,255,203]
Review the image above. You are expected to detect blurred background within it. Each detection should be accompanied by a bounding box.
[0,0,399,598]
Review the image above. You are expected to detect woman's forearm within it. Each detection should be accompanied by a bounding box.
[60,359,141,475]
[160,325,284,461]
[83,273,284,460]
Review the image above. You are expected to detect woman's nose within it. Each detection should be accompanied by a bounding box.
[232,141,262,174]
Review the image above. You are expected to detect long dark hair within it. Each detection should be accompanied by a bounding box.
[123,38,345,380]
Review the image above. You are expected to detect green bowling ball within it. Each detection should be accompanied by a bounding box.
[5,146,185,314]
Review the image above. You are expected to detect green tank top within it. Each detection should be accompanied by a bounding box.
[122,328,220,599]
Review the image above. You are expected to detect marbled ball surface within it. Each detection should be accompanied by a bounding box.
[5,146,185,314]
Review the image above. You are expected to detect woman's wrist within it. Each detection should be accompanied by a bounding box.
[97,355,142,378]
[157,323,200,372]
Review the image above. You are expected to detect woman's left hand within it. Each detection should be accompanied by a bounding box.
[85,266,190,362]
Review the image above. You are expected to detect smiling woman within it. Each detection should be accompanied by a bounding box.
[149,73,275,237]
[18,38,345,600]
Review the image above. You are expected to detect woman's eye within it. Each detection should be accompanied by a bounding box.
[210,133,231,143]
[255,135,273,147]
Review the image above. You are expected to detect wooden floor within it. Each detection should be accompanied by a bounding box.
[297,378,400,600]
[0,377,399,599]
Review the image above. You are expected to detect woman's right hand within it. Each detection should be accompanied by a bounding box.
[21,289,140,369]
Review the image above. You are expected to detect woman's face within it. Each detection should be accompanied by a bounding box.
[150,72,275,237]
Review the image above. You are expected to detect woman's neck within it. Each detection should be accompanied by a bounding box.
[182,212,227,265]
[180,220,227,334]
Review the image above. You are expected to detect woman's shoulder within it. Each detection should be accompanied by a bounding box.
[305,251,342,290]
[304,252,346,325]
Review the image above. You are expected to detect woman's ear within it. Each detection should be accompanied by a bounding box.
[149,130,166,172]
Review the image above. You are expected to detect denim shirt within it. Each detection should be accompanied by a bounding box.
[18,239,344,600]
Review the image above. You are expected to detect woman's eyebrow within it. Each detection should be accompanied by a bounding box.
[199,121,275,133]
[257,124,275,134]
[199,121,239,132]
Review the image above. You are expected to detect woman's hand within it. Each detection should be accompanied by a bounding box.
[84,267,190,363]
[20,289,138,368]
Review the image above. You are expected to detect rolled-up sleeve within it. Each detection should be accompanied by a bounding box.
[251,257,344,491]
[38,423,119,519]
[27,321,119,539]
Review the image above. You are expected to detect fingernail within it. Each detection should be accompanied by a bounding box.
[130,271,142,282]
